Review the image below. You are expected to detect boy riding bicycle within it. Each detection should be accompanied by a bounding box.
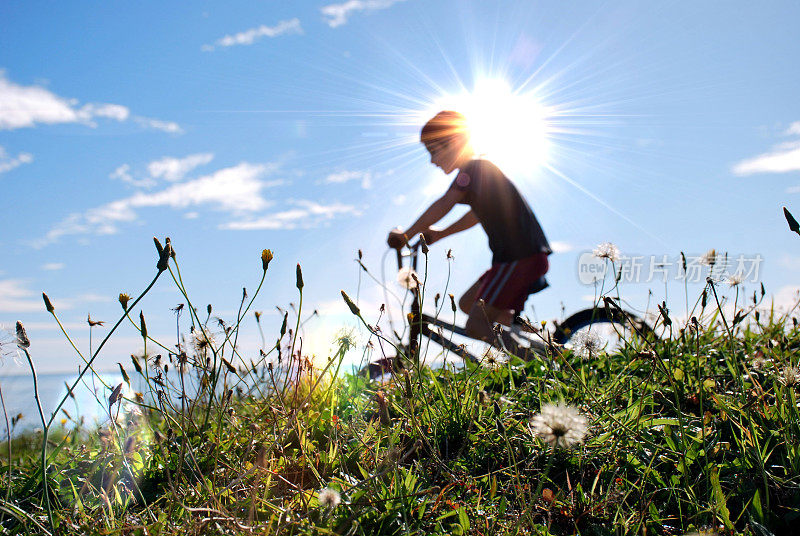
[387,110,552,353]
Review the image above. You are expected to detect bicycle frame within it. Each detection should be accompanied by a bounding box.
[398,242,549,365]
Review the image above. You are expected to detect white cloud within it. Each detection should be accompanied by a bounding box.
[203,19,303,51]
[0,71,180,133]
[78,102,130,122]
[148,153,213,182]
[222,200,360,230]
[785,122,800,136]
[549,241,574,253]
[110,153,214,188]
[41,263,65,271]
[323,170,372,189]
[733,140,800,175]
[0,279,70,313]
[109,163,155,188]
[0,146,33,174]
[37,162,281,247]
[133,116,183,134]
[321,0,405,28]
[772,285,800,313]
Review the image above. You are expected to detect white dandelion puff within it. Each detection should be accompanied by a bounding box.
[779,366,800,387]
[727,273,744,287]
[571,330,603,359]
[749,356,770,371]
[592,242,620,262]
[396,267,419,290]
[529,403,589,448]
[191,328,216,355]
[700,249,717,266]
[318,487,341,508]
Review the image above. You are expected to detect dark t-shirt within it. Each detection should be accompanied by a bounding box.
[449,158,551,264]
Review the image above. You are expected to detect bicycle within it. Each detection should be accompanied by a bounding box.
[364,240,656,378]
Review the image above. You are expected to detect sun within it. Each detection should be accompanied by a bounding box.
[428,78,552,175]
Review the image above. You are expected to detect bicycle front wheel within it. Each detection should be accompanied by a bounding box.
[552,306,654,356]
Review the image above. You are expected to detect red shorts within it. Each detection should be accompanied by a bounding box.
[476,253,549,312]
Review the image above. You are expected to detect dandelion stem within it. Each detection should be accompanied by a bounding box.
[21,347,54,531]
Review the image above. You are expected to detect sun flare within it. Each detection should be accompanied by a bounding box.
[428,78,552,175]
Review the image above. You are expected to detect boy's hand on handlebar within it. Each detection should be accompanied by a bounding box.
[387,228,407,250]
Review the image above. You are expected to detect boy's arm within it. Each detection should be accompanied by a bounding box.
[389,187,466,246]
[426,210,479,244]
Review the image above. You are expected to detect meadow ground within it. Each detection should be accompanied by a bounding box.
[2,239,799,535]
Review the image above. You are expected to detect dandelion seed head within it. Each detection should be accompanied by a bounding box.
[191,329,215,354]
[482,348,506,368]
[318,487,341,508]
[592,242,620,262]
[529,403,589,448]
[700,249,717,266]
[571,330,603,359]
[15,321,30,349]
[0,324,20,363]
[780,366,800,387]
[727,273,744,287]
[396,267,419,290]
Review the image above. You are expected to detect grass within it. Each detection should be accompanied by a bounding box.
[1,236,799,535]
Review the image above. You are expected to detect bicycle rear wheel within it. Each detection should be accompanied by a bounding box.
[552,306,654,355]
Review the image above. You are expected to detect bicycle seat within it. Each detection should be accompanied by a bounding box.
[528,276,549,295]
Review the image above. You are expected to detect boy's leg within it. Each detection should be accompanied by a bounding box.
[465,300,521,354]
[460,279,513,325]
[458,279,483,314]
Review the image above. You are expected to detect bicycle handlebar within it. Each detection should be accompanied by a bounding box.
[393,240,421,271]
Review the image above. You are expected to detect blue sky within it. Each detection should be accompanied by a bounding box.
[2,0,800,374]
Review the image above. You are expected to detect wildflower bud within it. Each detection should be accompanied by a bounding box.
[15,321,30,349]
[701,289,707,308]
[118,363,130,385]
[165,237,175,259]
[139,311,147,339]
[419,233,429,254]
[109,383,123,408]
[376,390,391,425]
[658,301,671,327]
[207,304,212,316]
[296,263,304,290]
[496,419,506,435]
[242,287,248,301]
[280,312,288,337]
[154,237,171,272]
[222,358,236,374]
[341,290,361,316]
[783,206,800,234]
[42,292,54,313]
[358,249,363,260]
[131,354,143,374]
[449,293,456,313]
[254,311,262,323]
[153,236,164,256]
[760,282,765,297]
[261,249,273,271]
[119,293,131,311]
[680,252,687,273]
